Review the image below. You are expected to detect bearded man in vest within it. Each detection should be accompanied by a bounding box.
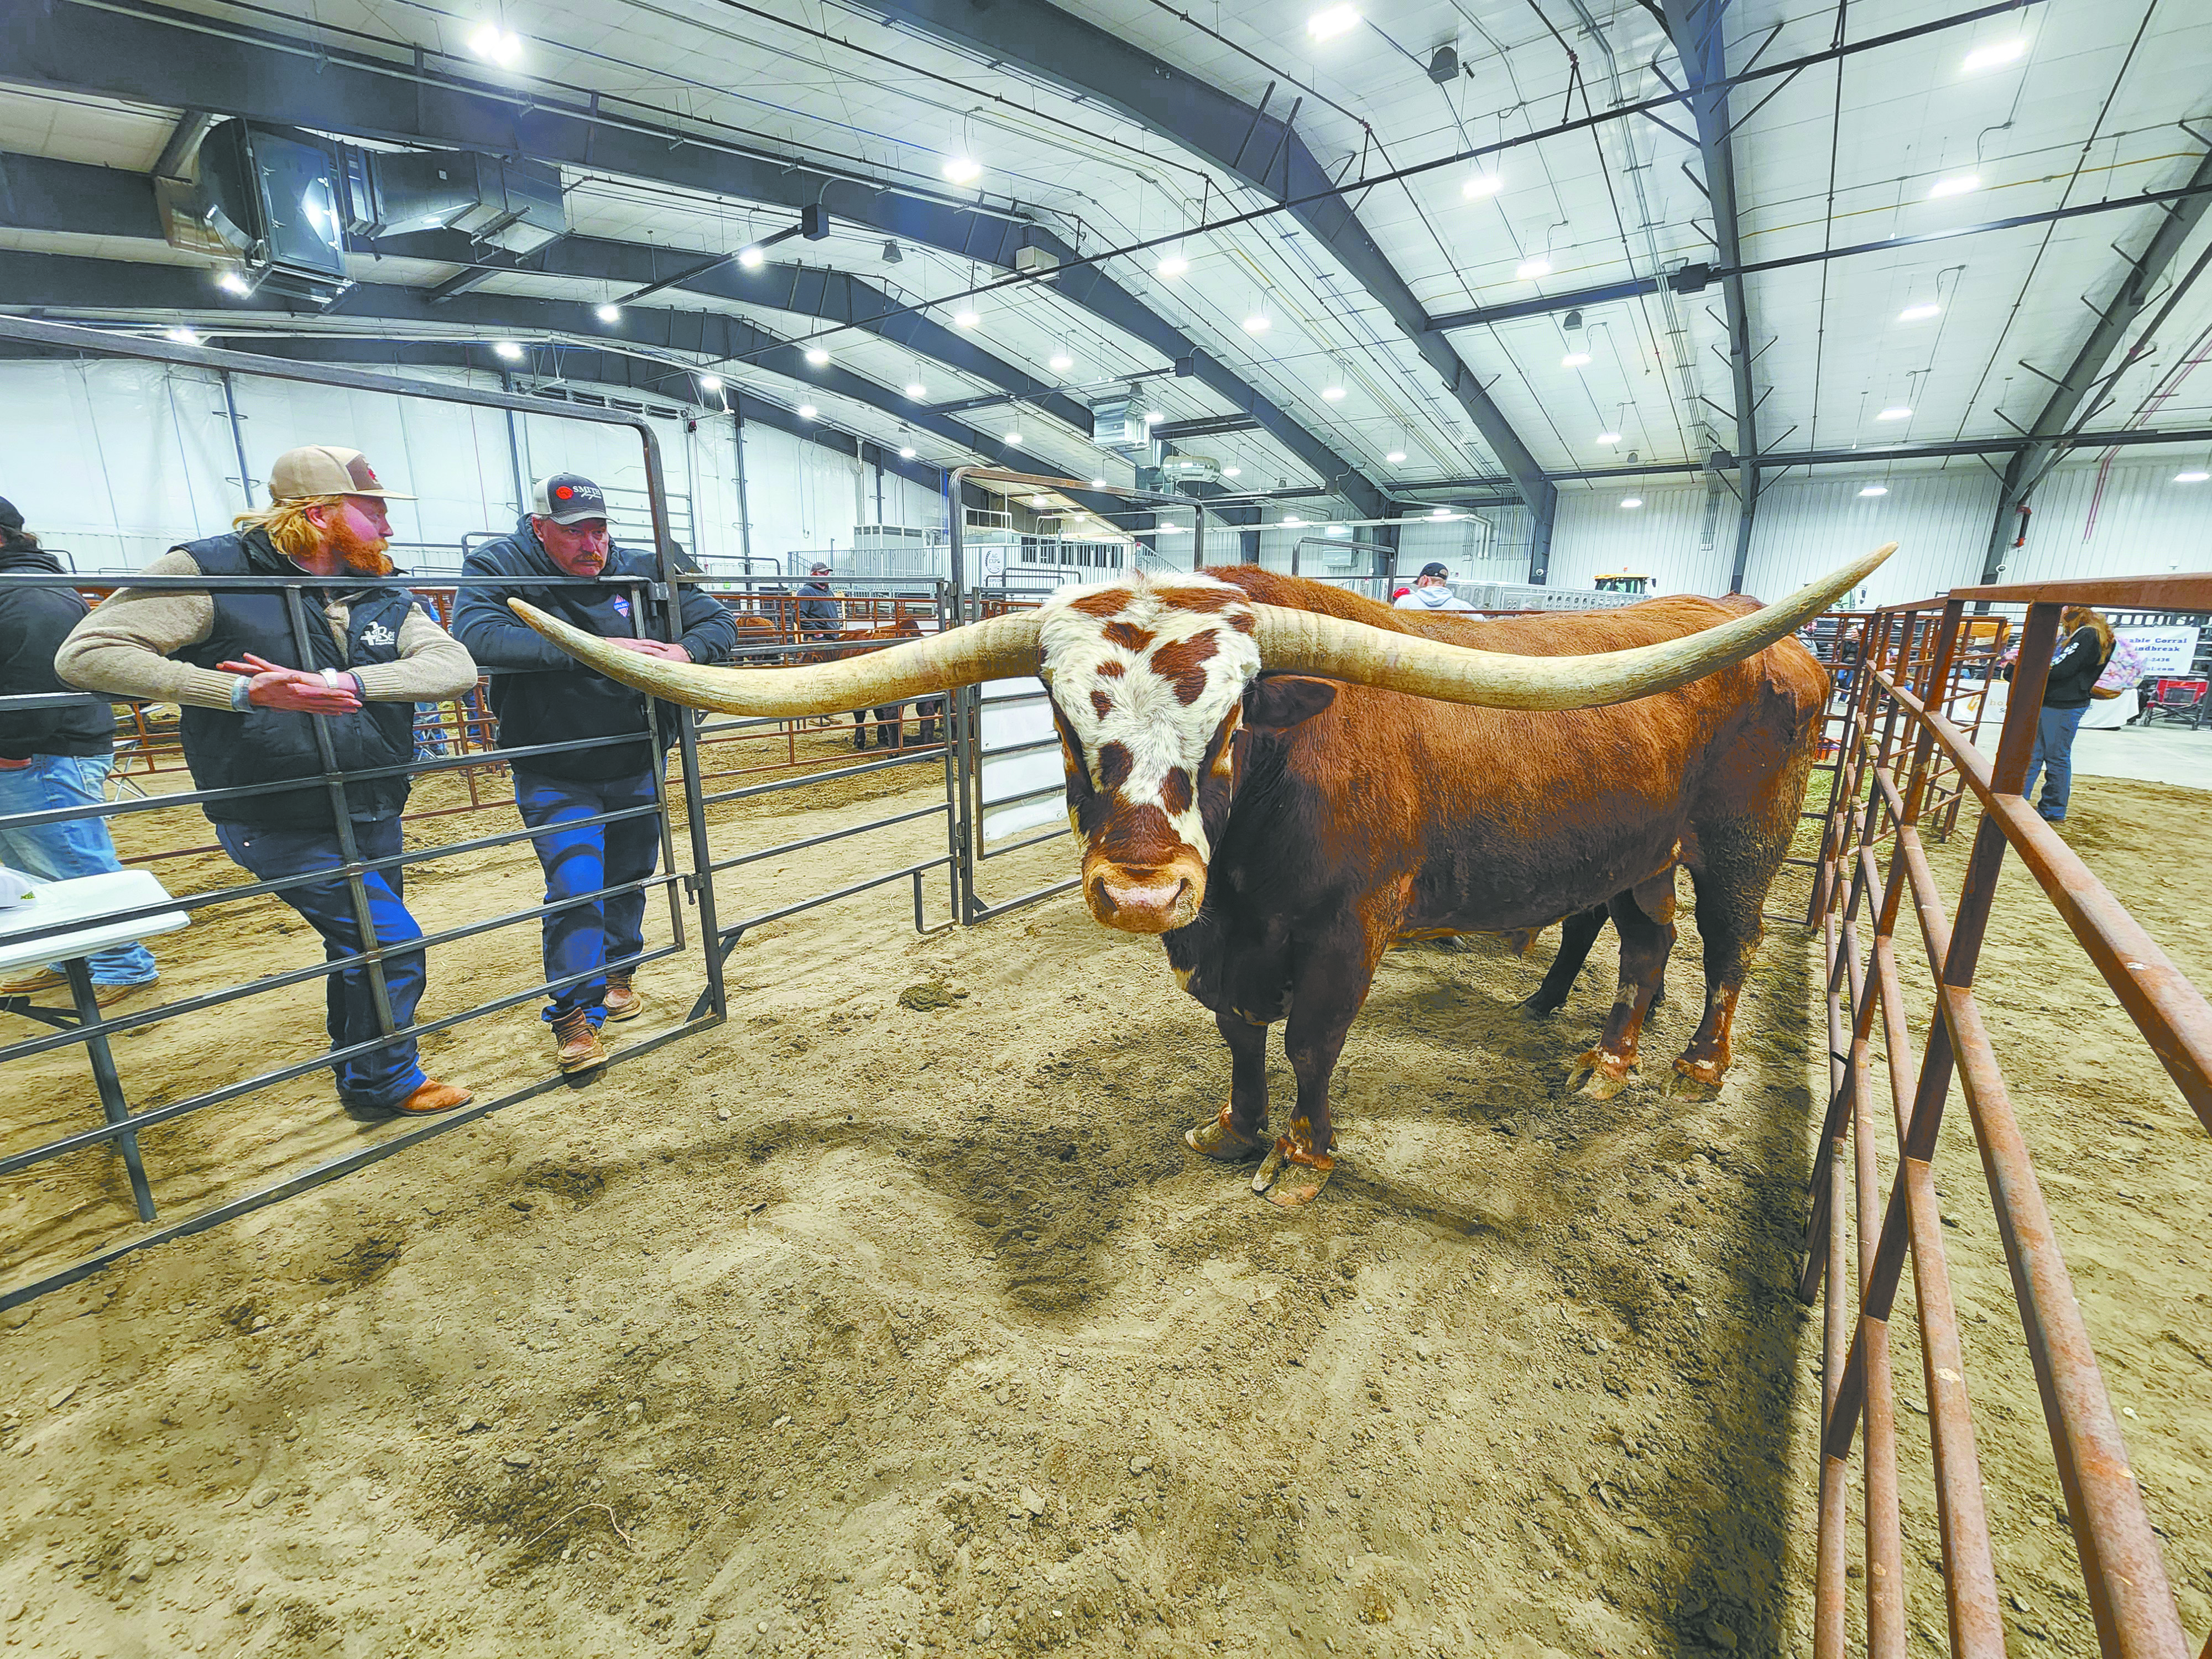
[452,474,734,1076]
[56,445,478,1118]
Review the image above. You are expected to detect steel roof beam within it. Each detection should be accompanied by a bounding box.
[1979,144,2212,582]
[845,0,1495,534]
[1662,0,1761,593]
[0,1,1378,517]
[0,249,1108,491]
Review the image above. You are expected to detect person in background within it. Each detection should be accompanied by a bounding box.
[54,447,478,1116]
[1392,562,1474,613]
[0,496,161,1005]
[796,562,841,643]
[2021,604,2114,825]
[450,473,735,1075]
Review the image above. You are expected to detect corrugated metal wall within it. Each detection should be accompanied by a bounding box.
[1743,471,2002,604]
[1549,482,1735,597]
[1996,458,2212,586]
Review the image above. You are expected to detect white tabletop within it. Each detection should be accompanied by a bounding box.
[0,870,189,975]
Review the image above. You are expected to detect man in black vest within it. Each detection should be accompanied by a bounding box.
[452,474,734,1075]
[58,445,479,1118]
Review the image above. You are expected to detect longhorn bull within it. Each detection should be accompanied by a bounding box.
[510,544,1891,1206]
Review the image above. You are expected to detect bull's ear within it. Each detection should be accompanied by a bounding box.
[1244,674,1337,731]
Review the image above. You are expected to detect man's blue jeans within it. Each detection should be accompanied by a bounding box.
[513,767,660,1026]
[2023,703,2089,821]
[0,753,159,984]
[215,816,428,1110]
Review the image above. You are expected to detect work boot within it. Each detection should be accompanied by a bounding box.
[552,1008,608,1075]
[397,1078,473,1115]
[603,971,645,1023]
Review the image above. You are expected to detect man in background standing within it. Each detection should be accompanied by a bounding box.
[452,474,735,1074]
[0,495,160,1004]
[1392,562,1474,613]
[55,447,477,1117]
[796,561,841,644]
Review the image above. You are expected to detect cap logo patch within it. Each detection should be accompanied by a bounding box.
[345,455,382,489]
[555,484,575,499]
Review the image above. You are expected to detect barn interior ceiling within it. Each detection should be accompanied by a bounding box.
[3,0,2211,572]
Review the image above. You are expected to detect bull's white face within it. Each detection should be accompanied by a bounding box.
[1037,574,1261,932]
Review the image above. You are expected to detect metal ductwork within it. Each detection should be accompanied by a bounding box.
[1091,385,1154,452]
[155,117,566,308]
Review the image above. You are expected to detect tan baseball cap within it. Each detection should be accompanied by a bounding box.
[266,445,416,503]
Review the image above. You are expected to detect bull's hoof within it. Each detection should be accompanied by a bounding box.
[1185,1104,1266,1162]
[1516,995,1563,1022]
[1253,1135,1335,1208]
[1665,1057,1725,1100]
[1567,1047,1635,1100]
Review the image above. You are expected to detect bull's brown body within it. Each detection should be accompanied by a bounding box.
[1162,569,1827,1177]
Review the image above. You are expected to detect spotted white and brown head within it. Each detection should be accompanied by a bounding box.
[502,546,1898,926]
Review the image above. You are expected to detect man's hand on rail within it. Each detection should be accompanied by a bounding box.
[216,652,364,716]
[601,638,693,664]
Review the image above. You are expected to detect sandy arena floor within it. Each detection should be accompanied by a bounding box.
[1,737,2205,1659]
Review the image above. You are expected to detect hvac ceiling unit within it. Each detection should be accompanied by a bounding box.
[159,120,349,306]
[1091,388,1154,453]
[339,148,564,254]
[1159,452,1222,487]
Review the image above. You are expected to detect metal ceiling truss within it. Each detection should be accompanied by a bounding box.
[0,0,1383,519]
[1662,0,1762,593]
[1978,144,2212,582]
[0,248,1100,491]
[844,0,1528,565]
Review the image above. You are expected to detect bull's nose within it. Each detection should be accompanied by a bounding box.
[1099,876,1186,913]
[1091,870,1194,932]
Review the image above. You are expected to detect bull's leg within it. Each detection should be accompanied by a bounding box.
[1519,902,1609,1018]
[1566,889,1674,1100]
[1670,864,1767,1096]
[1185,1010,1271,1161]
[851,710,868,750]
[1252,928,1376,1208]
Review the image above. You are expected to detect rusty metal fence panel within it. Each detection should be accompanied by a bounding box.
[1804,573,2212,1659]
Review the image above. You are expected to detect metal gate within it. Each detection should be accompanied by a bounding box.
[1804,573,2209,1658]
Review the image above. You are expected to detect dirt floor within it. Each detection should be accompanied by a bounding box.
[1,734,2206,1658]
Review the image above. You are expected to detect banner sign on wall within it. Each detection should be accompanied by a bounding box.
[2114,626,2201,677]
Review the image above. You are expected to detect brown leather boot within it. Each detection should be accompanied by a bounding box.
[551,1008,608,1074]
[397,1078,473,1114]
[603,971,644,1022]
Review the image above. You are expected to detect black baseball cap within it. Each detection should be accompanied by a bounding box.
[1418,561,1450,579]
[531,473,609,525]
[0,497,22,534]
[810,562,832,574]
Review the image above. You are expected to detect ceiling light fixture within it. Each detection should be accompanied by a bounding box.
[1877,406,1912,421]
[1307,4,1360,41]
[1049,352,1073,371]
[1515,256,1552,281]
[215,270,252,296]
[1282,514,1306,526]
[899,445,917,459]
[1243,312,1271,333]
[737,246,765,270]
[596,302,620,322]
[1562,351,1592,368]
[1928,174,1980,199]
[1326,524,1348,536]
[1003,430,1022,445]
[700,374,724,394]
[1897,302,1941,322]
[1156,250,1190,279]
[1143,410,1163,424]
[904,382,926,399]
[1428,507,1451,519]
[952,307,980,329]
[1462,170,1503,200]
[1859,484,1888,496]
[797,404,817,420]
[941,156,982,185]
[1090,477,1107,488]
[1962,39,2026,72]
[1222,465,1242,478]
[1620,497,1644,509]
[163,326,200,345]
[2175,470,2210,483]
[1596,431,1622,445]
[493,340,523,361]
[466,22,523,66]
[1385,451,1405,463]
[805,347,830,367]
[1322,382,1347,401]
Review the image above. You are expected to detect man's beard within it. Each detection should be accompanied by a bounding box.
[326,512,394,577]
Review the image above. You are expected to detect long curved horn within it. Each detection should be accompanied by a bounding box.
[507,601,1044,716]
[1250,541,1893,710]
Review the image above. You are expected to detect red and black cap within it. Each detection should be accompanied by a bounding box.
[530,473,609,526]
